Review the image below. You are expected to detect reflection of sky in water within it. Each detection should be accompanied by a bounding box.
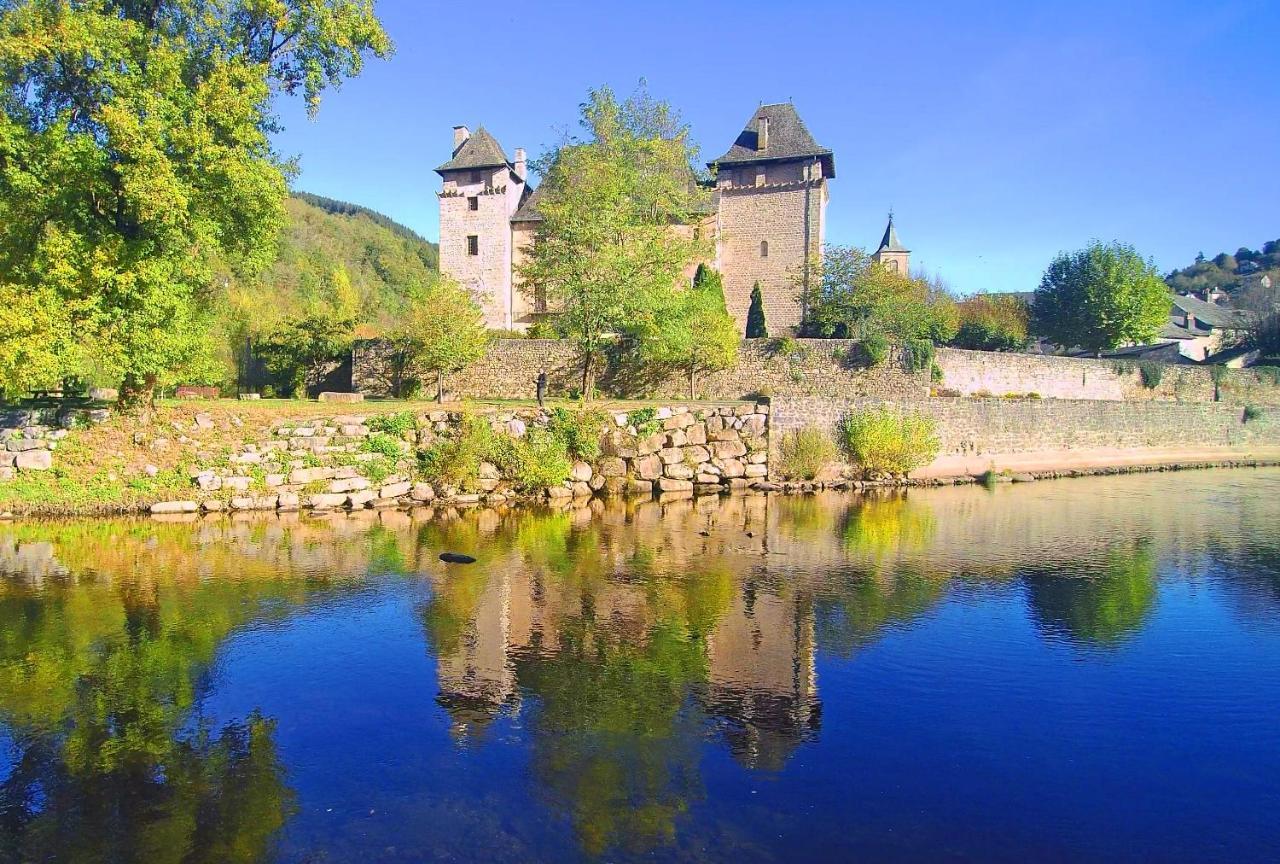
[0,468,1279,862]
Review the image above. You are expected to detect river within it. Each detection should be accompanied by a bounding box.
[1,469,1278,862]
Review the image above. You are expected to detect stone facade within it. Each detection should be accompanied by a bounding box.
[440,103,855,335]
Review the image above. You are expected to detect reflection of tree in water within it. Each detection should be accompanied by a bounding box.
[813,564,949,659]
[1024,540,1159,648]
[0,521,361,864]
[840,492,937,562]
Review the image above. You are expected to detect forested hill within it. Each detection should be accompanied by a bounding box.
[293,191,437,257]
[1166,239,1279,296]
[232,194,440,339]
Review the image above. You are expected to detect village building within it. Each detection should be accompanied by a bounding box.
[436,103,907,334]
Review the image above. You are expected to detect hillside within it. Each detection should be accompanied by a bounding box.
[1166,239,1279,297]
[231,193,439,338]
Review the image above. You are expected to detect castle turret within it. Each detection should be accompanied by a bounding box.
[710,103,833,334]
[871,212,909,275]
[436,126,527,329]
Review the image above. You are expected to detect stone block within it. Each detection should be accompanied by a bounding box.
[663,413,695,431]
[318,392,364,403]
[712,440,748,459]
[597,456,626,477]
[307,493,347,510]
[411,483,436,502]
[742,415,767,437]
[150,500,197,514]
[201,500,224,512]
[289,466,336,484]
[15,450,52,471]
[720,459,746,478]
[0,452,14,468]
[632,453,663,480]
[684,424,707,445]
[265,473,286,487]
[664,463,694,480]
[711,428,741,442]
[277,491,300,510]
[6,439,46,452]
[570,461,592,482]
[571,481,592,497]
[546,485,573,499]
[637,432,666,455]
[329,477,370,494]
[696,473,721,484]
[658,447,685,466]
[231,495,278,511]
[347,490,377,508]
[657,477,694,493]
[744,463,768,477]
[682,445,711,464]
[380,481,412,499]
[339,424,370,437]
[627,479,654,495]
[665,429,687,447]
[602,431,638,458]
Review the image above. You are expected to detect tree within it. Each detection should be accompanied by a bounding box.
[405,278,491,402]
[517,84,710,399]
[643,269,739,399]
[255,267,358,397]
[1031,241,1170,354]
[0,0,390,401]
[1235,275,1280,358]
[950,293,1031,352]
[799,246,956,343]
[745,282,768,338]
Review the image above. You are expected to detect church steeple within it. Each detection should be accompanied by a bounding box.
[872,211,910,274]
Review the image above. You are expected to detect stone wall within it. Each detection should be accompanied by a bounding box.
[771,396,1280,477]
[935,347,1280,407]
[353,338,929,402]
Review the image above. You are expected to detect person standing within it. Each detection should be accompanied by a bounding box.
[536,370,547,407]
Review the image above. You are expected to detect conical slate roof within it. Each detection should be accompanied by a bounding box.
[435,126,511,174]
[709,103,835,177]
[877,215,907,253]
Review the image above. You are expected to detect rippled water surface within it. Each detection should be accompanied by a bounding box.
[2,469,1280,862]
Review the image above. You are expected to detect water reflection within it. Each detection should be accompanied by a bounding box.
[0,469,1278,861]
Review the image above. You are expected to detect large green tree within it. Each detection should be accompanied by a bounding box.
[0,0,390,400]
[1032,241,1170,354]
[517,84,709,399]
[799,245,957,343]
[642,265,739,399]
[404,277,491,402]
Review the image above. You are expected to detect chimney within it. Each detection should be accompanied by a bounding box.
[452,125,470,152]
[514,147,527,182]
[757,116,769,151]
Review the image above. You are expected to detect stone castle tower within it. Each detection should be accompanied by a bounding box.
[871,212,910,275]
[438,103,843,334]
[435,126,528,330]
[709,103,833,333]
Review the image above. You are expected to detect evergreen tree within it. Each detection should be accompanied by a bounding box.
[745,282,769,338]
[692,264,726,306]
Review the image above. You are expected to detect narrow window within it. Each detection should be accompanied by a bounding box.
[467,235,479,256]
[760,240,769,258]
[468,196,478,211]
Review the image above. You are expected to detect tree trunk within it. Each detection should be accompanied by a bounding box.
[580,354,594,403]
[436,373,444,404]
[688,367,695,400]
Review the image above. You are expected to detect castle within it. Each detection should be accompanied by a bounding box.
[437,102,908,334]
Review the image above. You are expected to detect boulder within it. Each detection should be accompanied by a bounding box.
[658,447,685,466]
[193,413,215,430]
[596,456,626,478]
[14,450,52,471]
[478,461,502,480]
[570,461,593,482]
[664,463,694,480]
[347,490,377,508]
[546,485,573,499]
[150,500,198,514]
[712,440,747,459]
[720,459,746,478]
[307,493,348,510]
[632,453,663,481]
[411,483,436,502]
[657,477,694,493]
[571,481,592,497]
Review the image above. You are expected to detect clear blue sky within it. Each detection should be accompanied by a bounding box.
[272,0,1279,295]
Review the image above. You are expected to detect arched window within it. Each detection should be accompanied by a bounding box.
[760,240,769,258]
[886,259,898,272]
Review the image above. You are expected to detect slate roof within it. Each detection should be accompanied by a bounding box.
[510,184,544,223]
[876,215,907,253]
[435,126,511,174]
[709,103,835,177]
[1171,293,1248,330]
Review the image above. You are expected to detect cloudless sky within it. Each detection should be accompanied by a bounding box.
[272,0,1280,295]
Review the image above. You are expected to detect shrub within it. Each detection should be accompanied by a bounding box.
[416,413,574,491]
[772,336,803,358]
[415,414,493,489]
[838,406,940,477]
[626,407,661,437]
[902,338,935,374]
[856,333,890,368]
[1111,361,1135,376]
[1209,365,1229,386]
[366,411,416,438]
[778,427,837,480]
[1138,361,1163,389]
[526,320,560,339]
[930,362,943,383]
[1243,405,1263,422]
[363,432,404,459]
[512,429,574,489]
[547,406,605,460]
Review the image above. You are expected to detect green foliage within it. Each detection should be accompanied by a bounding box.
[292,192,437,257]
[641,267,739,398]
[950,293,1031,351]
[400,278,491,401]
[799,246,957,343]
[547,407,605,460]
[838,407,941,477]
[363,432,404,459]
[526,320,561,339]
[417,413,575,491]
[773,336,804,358]
[1243,405,1263,422]
[859,333,890,368]
[1032,241,1170,353]
[1166,238,1280,296]
[1025,541,1158,647]
[930,362,944,383]
[516,84,710,398]
[1209,365,1230,385]
[1138,361,1164,389]
[626,407,662,437]
[902,338,935,374]
[0,0,390,398]
[255,285,357,397]
[745,282,769,338]
[366,412,416,438]
[777,427,837,480]
[1255,367,1280,386]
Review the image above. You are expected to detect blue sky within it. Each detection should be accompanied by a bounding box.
[272,0,1279,295]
